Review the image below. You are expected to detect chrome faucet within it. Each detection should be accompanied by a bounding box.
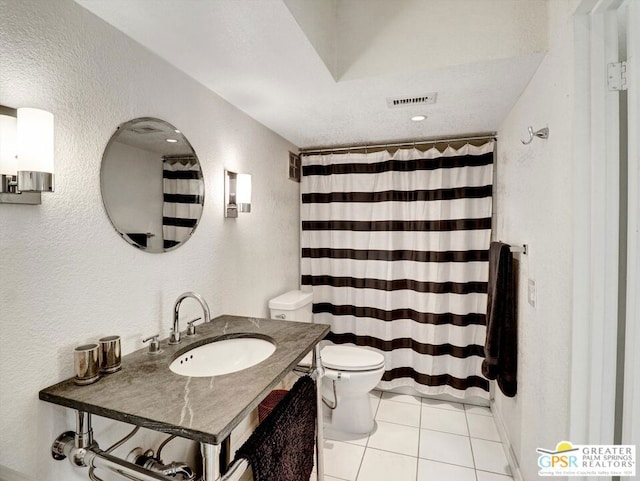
[169,292,211,345]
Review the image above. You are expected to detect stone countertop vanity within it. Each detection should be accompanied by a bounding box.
[39,315,330,445]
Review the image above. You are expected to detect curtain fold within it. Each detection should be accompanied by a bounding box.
[301,143,494,400]
[162,156,204,250]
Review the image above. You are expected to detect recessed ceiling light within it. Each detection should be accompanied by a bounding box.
[411,115,427,122]
[166,138,178,143]
[174,129,181,133]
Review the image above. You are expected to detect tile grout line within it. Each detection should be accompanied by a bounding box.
[415,425,471,437]
[352,393,379,481]
[416,398,424,481]
[336,392,513,481]
[464,406,481,481]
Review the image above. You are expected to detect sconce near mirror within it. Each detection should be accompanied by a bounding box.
[224,170,251,218]
[0,105,55,205]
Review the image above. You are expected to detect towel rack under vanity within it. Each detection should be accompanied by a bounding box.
[219,356,324,481]
[219,459,250,481]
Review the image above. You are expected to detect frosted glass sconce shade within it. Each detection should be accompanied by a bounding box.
[0,105,55,204]
[0,113,18,175]
[236,173,251,213]
[225,170,252,218]
[17,108,55,192]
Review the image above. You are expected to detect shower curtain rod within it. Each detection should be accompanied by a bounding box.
[299,133,497,156]
[162,155,198,165]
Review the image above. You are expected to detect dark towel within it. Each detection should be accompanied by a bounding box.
[235,376,316,481]
[482,242,517,397]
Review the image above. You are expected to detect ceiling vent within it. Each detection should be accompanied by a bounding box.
[386,93,437,108]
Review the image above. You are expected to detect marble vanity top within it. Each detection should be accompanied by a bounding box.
[39,315,330,444]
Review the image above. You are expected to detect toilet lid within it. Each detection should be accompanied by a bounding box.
[321,346,385,371]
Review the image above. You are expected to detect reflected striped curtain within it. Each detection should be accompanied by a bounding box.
[162,155,204,250]
[301,143,494,400]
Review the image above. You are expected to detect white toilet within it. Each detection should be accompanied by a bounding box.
[269,290,385,437]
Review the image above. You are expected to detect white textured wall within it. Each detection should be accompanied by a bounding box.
[494,1,578,479]
[0,1,300,479]
[336,0,548,80]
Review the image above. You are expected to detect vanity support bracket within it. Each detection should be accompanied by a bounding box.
[51,411,97,466]
[201,442,221,481]
[50,410,187,481]
[76,410,94,449]
[314,344,325,481]
[220,436,231,473]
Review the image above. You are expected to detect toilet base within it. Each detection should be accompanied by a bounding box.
[323,420,378,442]
[323,391,376,437]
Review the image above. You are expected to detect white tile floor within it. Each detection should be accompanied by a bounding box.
[321,391,514,481]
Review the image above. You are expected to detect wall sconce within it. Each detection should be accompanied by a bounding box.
[224,170,251,218]
[0,105,55,205]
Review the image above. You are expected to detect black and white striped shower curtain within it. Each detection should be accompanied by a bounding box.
[301,143,494,400]
[162,156,204,250]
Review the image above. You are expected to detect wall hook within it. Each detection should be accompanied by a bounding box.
[521,126,549,145]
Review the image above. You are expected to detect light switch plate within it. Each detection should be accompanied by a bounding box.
[528,279,537,308]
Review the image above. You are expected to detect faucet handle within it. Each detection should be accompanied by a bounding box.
[142,334,161,354]
[186,317,203,336]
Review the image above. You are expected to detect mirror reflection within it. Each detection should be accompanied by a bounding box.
[100,118,205,252]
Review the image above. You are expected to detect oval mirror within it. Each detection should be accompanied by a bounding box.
[100,118,205,252]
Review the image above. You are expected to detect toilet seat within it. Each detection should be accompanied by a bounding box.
[321,346,385,371]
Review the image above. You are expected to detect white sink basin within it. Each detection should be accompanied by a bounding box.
[169,336,276,377]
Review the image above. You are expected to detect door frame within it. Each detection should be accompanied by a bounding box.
[570,0,622,453]
[571,3,639,479]
[620,0,639,470]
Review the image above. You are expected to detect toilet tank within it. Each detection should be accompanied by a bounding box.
[268,290,313,323]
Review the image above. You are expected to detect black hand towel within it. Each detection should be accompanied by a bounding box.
[482,242,517,397]
[235,376,316,481]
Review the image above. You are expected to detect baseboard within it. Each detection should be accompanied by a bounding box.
[490,399,525,481]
